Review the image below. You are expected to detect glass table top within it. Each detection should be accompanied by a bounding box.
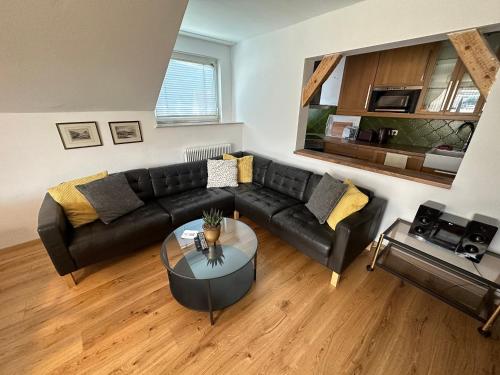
[382,219,500,288]
[161,218,258,280]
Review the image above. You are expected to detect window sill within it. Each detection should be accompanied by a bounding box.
[156,121,244,128]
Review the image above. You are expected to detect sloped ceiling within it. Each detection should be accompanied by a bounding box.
[0,0,188,112]
[181,0,362,43]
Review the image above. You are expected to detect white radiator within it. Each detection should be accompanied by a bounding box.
[184,143,232,162]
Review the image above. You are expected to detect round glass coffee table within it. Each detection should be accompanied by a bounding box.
[160,218,258,325]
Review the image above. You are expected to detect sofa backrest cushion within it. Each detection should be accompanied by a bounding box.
[123,169,155,201]
[303,174,322,202]
[149,160,208,197]
[212,151,272,185]
[357,186,374,200]
[264,162,311,200]
[241,152,272,186]
[211,151,245,160]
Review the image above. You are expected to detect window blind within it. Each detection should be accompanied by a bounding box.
[155,52,219,123]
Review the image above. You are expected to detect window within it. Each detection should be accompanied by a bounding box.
[155,52,219,124]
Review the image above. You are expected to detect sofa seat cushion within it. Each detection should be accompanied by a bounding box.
[157,188,234,226]
[223,183,262,196]
[235,187,300,225]
[69,201,172,268]
[271,204,335,263]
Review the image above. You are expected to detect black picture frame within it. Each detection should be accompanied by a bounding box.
[56,122,103,150]
[108,121,143,145]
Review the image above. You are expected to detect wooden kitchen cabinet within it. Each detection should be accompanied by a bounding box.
[416,40,487,118]
[374,43,436,87]
[355,147,375,161]
[335,33,500,119]
[337,52,380,113]
[337,44,435,115]
[322,139,426,172]
[373,151,387,164]
[324,142,358,158]
[416,41,459,113]
[324,142,380,162]
[406,156,425,171]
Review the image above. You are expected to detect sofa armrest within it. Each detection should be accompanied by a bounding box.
[37,193,76,275]
[327,197,387,273]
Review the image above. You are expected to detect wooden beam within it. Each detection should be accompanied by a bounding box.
[448,29,500,98]
[302,53,342,107]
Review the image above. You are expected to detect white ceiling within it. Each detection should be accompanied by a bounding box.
[181,0,362,43]
[0,0,187,112]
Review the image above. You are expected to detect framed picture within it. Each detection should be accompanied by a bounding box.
[56,122,103,149]
[108,121,143,145]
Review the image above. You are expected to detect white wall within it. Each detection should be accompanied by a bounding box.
[319,57,345,106]
[173,34,234,122]
[0,32,242,249]
[0,113,242,249]
[233,0,500,253]
[0,0,187,112]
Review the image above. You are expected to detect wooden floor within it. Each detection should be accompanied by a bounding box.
[0,218,498,375]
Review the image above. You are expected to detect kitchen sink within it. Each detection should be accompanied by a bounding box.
[423,147,465,174]
[427,148,465,158]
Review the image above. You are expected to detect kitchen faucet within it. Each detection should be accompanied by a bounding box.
[456,122,475,152]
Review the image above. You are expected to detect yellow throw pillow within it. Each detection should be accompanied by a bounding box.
[223,154,253,183]
[327,179,369,230]
[48,171,108,228]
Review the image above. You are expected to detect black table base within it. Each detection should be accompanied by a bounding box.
[167,259,255,325]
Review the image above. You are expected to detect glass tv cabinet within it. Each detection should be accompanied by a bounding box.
[367,219,500,337]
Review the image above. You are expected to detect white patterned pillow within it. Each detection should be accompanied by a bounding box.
[207,159,238,188]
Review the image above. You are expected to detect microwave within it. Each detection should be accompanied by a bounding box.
[368,86,421,113]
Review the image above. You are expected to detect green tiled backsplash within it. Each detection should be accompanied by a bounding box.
[306,106,337,136]
[306,106,477,149]
[359,117,477,149]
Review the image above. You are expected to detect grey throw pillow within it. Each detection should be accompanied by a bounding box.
[305,173,347,224]
[206,159,238,188]
[76,173,144,224]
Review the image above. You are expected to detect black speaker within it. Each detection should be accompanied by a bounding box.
[456,214,498,263]
[409,201,445,239]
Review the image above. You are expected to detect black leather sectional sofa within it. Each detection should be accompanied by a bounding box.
[38,151,386,283]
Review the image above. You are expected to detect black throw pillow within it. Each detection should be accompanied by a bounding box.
[76,173,144,224]
[305,173,347,224]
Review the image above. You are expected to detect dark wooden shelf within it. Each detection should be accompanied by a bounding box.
[294,149,453,189]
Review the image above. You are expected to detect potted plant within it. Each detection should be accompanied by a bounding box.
[202,208,224,244]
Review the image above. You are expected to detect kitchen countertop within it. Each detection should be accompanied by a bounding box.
[321,136,430,157]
